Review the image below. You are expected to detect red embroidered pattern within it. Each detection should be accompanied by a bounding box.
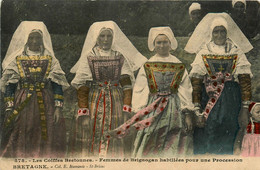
[104,96,169,139]
[123,105,132,113]
[203,72,232,119]
[78,108,90,116]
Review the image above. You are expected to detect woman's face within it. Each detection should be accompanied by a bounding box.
[97,29,113,51]
[233,2,245,16]
[154,34,171,57]
[212,26,227,46]
[190,9,202,26]
[252,105,260,122]
[27,32,43,52]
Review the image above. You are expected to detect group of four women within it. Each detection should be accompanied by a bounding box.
[1,12,257,158]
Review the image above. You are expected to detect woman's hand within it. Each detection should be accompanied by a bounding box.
[122,105,132,121]
[185,113,193,132]
[196,115,206,128]
[77,108,90,126]
[194,106,206,128]
[54,107,62,124]
[233,128,245,155]
[238,107,249,128]
[233,147,241,155]
[4,109,13,125]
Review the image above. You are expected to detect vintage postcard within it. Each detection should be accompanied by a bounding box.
[0,0,259,169]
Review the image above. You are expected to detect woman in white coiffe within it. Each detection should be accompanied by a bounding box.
[70,21,147,157]
[230,0,249,38]
[185,13,253,155]
[107,27,194,157]
[133,27,195,157]
[0,21,69,157]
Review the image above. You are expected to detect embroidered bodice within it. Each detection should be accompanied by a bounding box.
[16,55,52,84]
[87,52,124,83]
[202,54,238,77]
[143,62,185,94]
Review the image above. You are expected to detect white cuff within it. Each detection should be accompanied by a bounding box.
[78,108,90,116]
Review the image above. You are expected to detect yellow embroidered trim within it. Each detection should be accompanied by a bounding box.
[28,67,42,73]
[4,95,32,128]
[4,97,14,102]
[21,82,45,89]
[36,88,48,140]
[54,94,64,100]
[45,56,52,78]
[5,83,48,140]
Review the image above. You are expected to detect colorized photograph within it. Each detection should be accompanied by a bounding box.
[0,0,260,169]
